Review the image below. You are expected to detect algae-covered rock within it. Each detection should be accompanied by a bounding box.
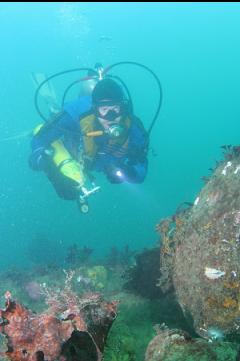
[86,265,108,290]
[145,327,240,361]
[157,147,240,338]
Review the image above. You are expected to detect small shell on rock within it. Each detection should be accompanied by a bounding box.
[221,162,232,176]
[205,267,225,280]
[234,165,240,174]
[194,197,200,206]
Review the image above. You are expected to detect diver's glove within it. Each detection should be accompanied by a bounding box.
[106,172,124,184]
[28,147,52,171]
[105,160,137,184]
[105,163,124,184]
[105,158,147,184]
[117,163,138,183]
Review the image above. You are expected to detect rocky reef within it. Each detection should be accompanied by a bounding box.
[0,271,117,361]
[150,146,240,358]
[145,325,240,361]
[124,248,162,299]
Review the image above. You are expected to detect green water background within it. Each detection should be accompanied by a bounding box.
[0,2,240,269]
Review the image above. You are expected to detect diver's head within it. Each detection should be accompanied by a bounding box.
[92,78,128,125]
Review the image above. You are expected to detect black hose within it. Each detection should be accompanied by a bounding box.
[61,74,134,114]
[34,68,95,122]
[35,62,163,138]
[103,61,163,136]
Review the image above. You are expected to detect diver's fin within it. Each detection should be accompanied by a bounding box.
[0,130,32,143]
[31,72,57,100]
[30,72,60,114]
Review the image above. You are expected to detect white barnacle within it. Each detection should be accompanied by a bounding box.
[234,211,240,225]
[194,197,200,206]
[205,267,225,280]
[221,161,232,176]
[77,276,82,283]
[231,271,237,278]
[234,165,240,174]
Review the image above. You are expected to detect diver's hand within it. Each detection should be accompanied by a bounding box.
[104,163,123,183]
[105,159,146,184]
[105,161,136,184]
[119,162,146,183]
[106,171,124,184]
[29,147,52,171]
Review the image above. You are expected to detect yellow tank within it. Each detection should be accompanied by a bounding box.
[33,124,85,186]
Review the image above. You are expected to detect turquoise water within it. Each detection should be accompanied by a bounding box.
[0,2,240,269]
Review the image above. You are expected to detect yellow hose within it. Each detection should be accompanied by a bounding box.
[86,130,104,137]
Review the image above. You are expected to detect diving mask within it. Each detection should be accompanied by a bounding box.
[97,103,121,122]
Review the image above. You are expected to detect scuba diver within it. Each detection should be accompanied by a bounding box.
[29,62,162,213]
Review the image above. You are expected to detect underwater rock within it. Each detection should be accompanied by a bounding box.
[0,290,117,361]
[145,326,240,361]
[105,245,136,268]
[65,244,93,266]
[123,248,163,299]
[157,147,240,339]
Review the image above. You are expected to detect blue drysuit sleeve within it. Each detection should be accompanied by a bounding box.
[29,96,92,170]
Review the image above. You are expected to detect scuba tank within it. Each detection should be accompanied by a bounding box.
[51,137,100,214]
[33,124,85,186]
[32,124,99,213]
